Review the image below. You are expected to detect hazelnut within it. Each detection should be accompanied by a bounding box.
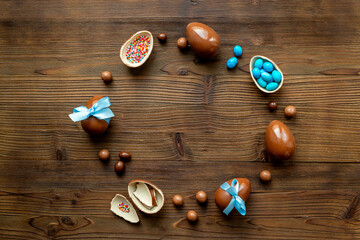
[172,194,183,206]
[101,71,112,83]
[268,101,277,111]
[119,151,131,161]
[98,149,110,161]
[157,33,167,43]
[195,191,207,203]
[114,161,125,173]
[177,37,187,50]
[186,210,198,222]
[260,170,272,183]
[284,105,296,118]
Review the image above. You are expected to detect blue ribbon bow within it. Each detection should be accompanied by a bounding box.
[69,97,115,124]
[220,179,246,216]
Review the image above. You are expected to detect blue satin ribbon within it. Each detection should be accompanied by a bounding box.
[220,179,246,216]
[69,97,114,124]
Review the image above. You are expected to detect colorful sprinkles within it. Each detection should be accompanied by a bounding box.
[118,202,130,213]
[126,35,150,64]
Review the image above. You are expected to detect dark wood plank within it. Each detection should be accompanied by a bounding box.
[1,75,359,163]
[0,190,359,239]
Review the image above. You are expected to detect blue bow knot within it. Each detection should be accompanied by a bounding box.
[69,97,115,124]
[220,179,246,216]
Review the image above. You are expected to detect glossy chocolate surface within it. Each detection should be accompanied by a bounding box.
[266,120,295,160]
[186,22,221,58]
[81,95,109,135]
[215,178,251,212]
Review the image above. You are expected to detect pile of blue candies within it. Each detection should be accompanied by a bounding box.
[252,58,282,91]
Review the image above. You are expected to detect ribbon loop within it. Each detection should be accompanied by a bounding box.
[69,97,115,124]
[220,179,246,216]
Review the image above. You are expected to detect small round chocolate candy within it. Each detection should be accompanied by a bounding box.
[172,194,183,206]
[268,101,277,111]
[284,105,296,118]
[187,210,198,222]
[98,149,110,161]
[177,37,188,50]
[195,191,207,203]
[114,161,125,173]
[157,33,167,43]
[260,170,272,183]
[101,71,112,83]
[119,151,131,161]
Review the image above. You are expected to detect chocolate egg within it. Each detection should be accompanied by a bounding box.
[215,178,251,213]
[266,120,296,160]
[81,95,109,135]
[186,22,221,59]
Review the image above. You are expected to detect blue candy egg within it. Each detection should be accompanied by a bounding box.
[261,72,273,82]
[226,57,238,69]
[234,45,243,57]
[263,62,274,72]
[260,69,266,74]
[266,82,278,91]
[252,67,261,79]
[257,78,267,88]
[272,70,282,82]
[254,59,263,69]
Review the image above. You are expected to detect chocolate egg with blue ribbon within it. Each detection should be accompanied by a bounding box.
[81,96,109,135]
[215,178,251,216]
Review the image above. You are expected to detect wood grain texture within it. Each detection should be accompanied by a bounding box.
[1,0,360,239]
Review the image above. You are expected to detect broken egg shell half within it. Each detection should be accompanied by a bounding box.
[120,30,153,68]
[250,55,284,94]
[128,180,164,214]
[110,194,139,223]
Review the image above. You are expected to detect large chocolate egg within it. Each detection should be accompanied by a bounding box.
[215,178,251,213]
[81,95,109,135]
[266,120,295,160]
[186,22,221,59]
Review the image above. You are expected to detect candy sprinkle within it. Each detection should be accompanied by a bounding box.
[126,35,150,64]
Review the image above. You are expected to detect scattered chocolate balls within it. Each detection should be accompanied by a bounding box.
[177,37,188,50]
[196,191,207,203]
[119,151,131,161]
[284,105,296,118]
[260,170,272,183]
[114,161,125,174]
[101,71,112,83]
[268,101,277,111]
[186,210,198,222]
[157,33,167,43]
[98,149,110,161]
[172,194,184,207]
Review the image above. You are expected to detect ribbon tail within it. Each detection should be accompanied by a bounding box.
[234,196,246,216]
[223,198,235,216]
[69,111,90,122]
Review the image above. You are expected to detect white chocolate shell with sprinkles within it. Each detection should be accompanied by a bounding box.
[110,194,139,223]
[120,30,153,68]
[128,180,164,214]
[250,55,284,94]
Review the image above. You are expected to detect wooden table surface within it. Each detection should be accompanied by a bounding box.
[1,0,360,239]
